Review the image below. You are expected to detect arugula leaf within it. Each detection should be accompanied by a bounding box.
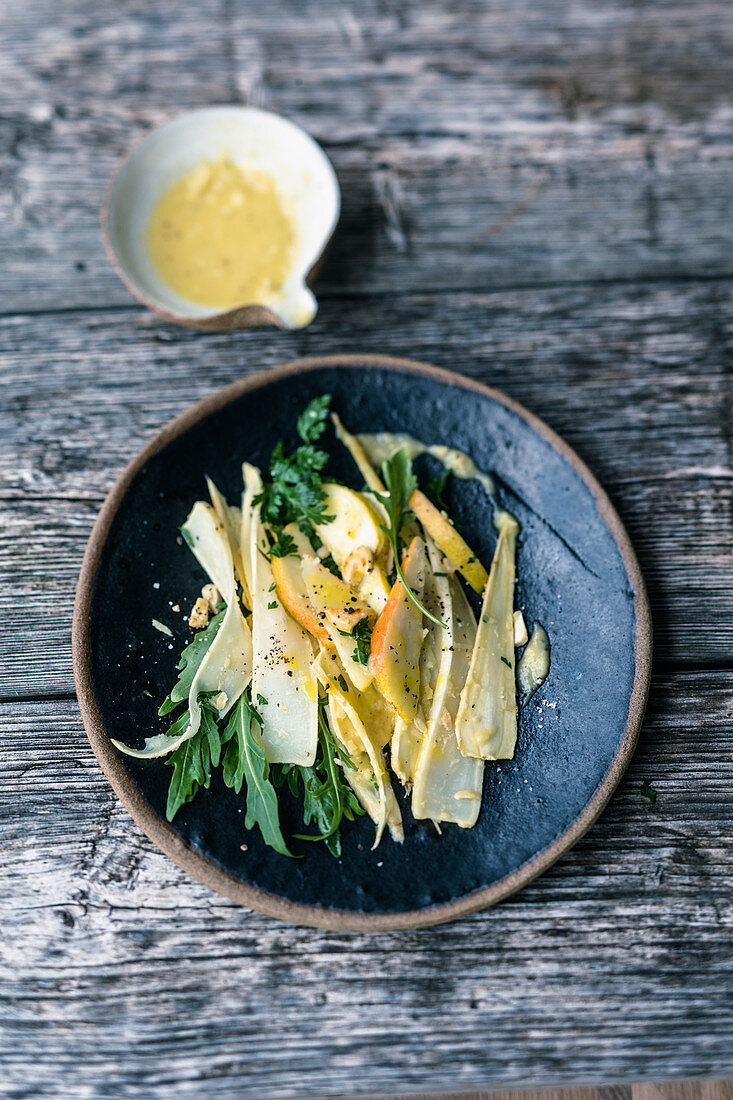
[376,449,446,629]
[165,702,221,821]
[381,448,416,535]
[297,394,332,444]
[158,609,225,716]
[221,693,293,857]
[293,703,364,857]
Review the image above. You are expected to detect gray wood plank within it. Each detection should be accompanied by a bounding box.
[0,0,732,311]
[1,671,731,1099]
[1,279,731,697]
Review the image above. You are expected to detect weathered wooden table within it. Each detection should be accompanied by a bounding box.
[2,2,732,1098]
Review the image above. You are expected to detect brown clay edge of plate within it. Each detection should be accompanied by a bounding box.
[72,353,653,932]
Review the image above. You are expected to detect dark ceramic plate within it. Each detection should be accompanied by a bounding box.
[73,354,651,930]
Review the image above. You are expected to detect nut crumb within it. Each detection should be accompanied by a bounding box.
[189,597,210,629]
[342,545,374,585]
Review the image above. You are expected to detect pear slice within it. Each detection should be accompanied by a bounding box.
[314,483,388,569]
[369,536,427,721]
[357,562,392,616]
[300,555,376,691]
[455,510,520,760]
[409,489,489,594]
[270,523,330,644]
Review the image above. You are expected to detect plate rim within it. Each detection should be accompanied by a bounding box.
[72,353,652,931]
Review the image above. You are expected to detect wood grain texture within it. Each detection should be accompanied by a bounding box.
[2,0,732,1093]
[0,1,732,311]
[1,673,732,1099]
[1,279,731,698]
[369,1086,731,1100]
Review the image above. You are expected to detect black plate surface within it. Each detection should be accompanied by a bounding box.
[74,355,650,929]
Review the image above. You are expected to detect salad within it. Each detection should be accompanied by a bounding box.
[114,395,550,857]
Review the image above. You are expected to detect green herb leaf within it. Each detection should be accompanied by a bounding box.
[336,616,373,665]
[640,780,657,805]
[165,702,221,821]
[351,617,372,665]
[292,703,364,857]
[297,394,332,444]
[221,693,293,856]
[500,655,513,669]
[425,467,449,508]
[158,609,225,716]
[256,442,333,540]
[376,449,446,629]
[269,530,298,559]
[268,601,278,610]
[336,673,349,693]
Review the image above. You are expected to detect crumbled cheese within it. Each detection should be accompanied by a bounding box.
[513,609,529,647]
[211,691,228,711]
[151,619,173,637]
[171,604,180,613]
[189,597,210,629]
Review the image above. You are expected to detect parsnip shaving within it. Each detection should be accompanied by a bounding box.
[240,463,259,601]
[181,501,233,597]
[207,476,250,609]
[249,467,318,767]
[455,511,520,761]
[412,548,483,826]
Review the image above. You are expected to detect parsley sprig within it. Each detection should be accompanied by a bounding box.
[376,449,446,629]
[255,394,334,542]
[338,617,373,665]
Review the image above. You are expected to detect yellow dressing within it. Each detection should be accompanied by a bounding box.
[148,159,295,310]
